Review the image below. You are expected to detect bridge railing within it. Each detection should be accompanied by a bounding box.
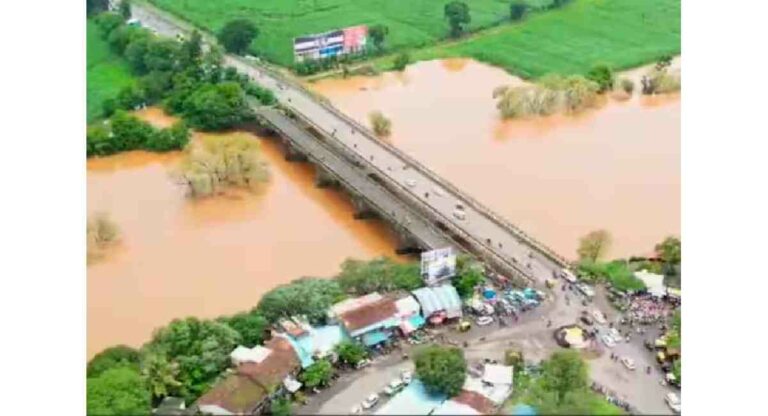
[239,57,571,270]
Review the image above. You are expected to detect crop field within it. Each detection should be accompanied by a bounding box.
[87,20,135,122]
[148,0,524,66]
[414,0,681,78]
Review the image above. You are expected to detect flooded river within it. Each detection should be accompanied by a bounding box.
[87,109,400,358]
[309,59,680,260]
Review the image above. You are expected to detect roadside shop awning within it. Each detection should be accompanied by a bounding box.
[362,330,390,346]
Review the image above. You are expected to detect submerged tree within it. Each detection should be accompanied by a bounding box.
[87,212,121,263]
[577,230,611,263]
[175,134,269,197]
[369,111,392,137]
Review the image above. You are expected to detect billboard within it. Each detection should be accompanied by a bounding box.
[421,247,457,286]
[293,25,368,62]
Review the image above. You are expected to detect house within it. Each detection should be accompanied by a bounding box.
[635,270,667,298]
[394,295,426,336]
[330,292,399,347]
[196,337,301,415]
[277,317,347,369]
[411,285,463,324]
[230,345,272,367]
[433,390,496,415]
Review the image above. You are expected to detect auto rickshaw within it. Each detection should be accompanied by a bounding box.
[457,320,471,332]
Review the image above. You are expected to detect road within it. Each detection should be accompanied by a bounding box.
[131,1,568,288]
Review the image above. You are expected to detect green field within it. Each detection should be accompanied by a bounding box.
[408,0,681,78]
[87,19,136,122]
[148,0,680,79]
[149,0,528,66]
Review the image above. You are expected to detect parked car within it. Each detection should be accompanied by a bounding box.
[401,370,413,384]
[560,268,578,283]
[383,379,405,396]
[621,357,636,370]
[476,316,494,326]
[362,394,380,410]
[580,315,594,326]
[405,179,417,187]
[601,334,616,348]
[608,328,622,343]
[452,209,466,221]
[665,392,681,413]
[577,283,595,298]
[592,309,607,325]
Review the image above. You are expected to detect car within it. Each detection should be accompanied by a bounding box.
[601,334,616,348]
[362,394,380,410]
[453,210,467,221]
[356,358,372,369]
[400,370,413,384]
[591,309,607,325]
[433,187,446,197]
[383,379,405,396]
[577,283,595,298]
[607,328,622,343]
[476,316,494,326]
[560,268,578,283]
[621,357,636,370]
[580,315,594,326]
[350,405,362,414]
[665,392,681,413]
[405,179,417,188]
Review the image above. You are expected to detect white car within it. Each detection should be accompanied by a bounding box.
[621,357,636,370]
[601,334,616,348]
[362,394,380,410]
[453,210,467,221]
[405,179,417,188]
[383,379,405,396]
[400,370,413,384]
[592,309,607,325]
[433,187,446,197]
[476,316,494,326]
[350,405,362,414]
[665,392,681,413]
[607,328,623,344]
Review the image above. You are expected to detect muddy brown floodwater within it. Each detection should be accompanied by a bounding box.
[87,109,401,358]
[310,59,680,260]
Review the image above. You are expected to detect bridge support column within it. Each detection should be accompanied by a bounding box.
[284,142,307,162]
[394,227,421,255]
[314,167,337,188]
[350,195,377,220]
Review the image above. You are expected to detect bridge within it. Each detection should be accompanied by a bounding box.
[131,3,572,286]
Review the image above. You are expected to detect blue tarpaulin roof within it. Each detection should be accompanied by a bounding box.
[361,330,390,346]
[408,314,426,328]
[511,404,537,416]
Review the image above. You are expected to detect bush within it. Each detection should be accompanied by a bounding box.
[369,111,392,137]
[218,19,258,55]
[510,1,529,22]
[641,69,681,95]
[335,341,368,366]
[87,345,141,378]
[392,52,411,71]
[180,82,254,131]
[619,78,635,94]
[257,278,344,324]
[586,64,615,93]
[299,359,334,389]
[335,257,421,294]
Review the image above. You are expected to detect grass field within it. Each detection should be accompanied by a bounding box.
[148,0,531,66]
[147,0,679,79]
[87,19,136,122]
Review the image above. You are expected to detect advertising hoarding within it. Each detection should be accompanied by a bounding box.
[421,247,457,286]
[294,25,368,62]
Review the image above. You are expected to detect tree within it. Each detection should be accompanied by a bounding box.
[510,1,529,22]
[87,212,121,263]
[369,111,392,137]
[453,267,483,299]
[110,110,155,151]
[299,359,334,389]
[144,39,181,72]
[175,133,269,197]
[392,52,410,71]
[335,257,421,294]
[145,317,241,401]
[444,2,471,38]
[369,24,389,51]
[577,230,611,263]
[539,351,588,404]
[141,352,183,399]
[118,0,131,20]
[257,278,344,324]
[180,31,204,67]
[87,0,110,17]
[87,367,151,416]
[218,19,258,55]
[552,0,573,8]
[220,311,268,347]
[586,64,615,93]
[655,236,681,265]
[87,345,141,378]
[619,78,635,94]
[270,397,293,416]
[335,341,368,366]
[180,82,254,130]
[414,345,467,396]
[145,121,190,152]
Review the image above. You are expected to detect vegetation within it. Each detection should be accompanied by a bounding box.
[586,64,615,93]
[144,317,241,402]
[335,341,368,366]
[655,236,681,265]
[414,345,467,396]
[87,367,152,416]
[87,111,190,157]
[444,2,471,38]
[87,19,136,122]
[494,75,599,118]
[219,311,269,347]
[369,111,392,137]
[369,24,390,51]
[577,260,646,292]
[87,212,121,263]
[87,345,142,378]
[175,134,269,197]
[577,229,611,263]
[299,359,335,389]
[335,257,421,295]
[619,78,635,95]
[218,19,259,55]
[179,82,255,130]
[510,351,623,415]
[453,266,484,299]
[87,0,109,17]
[641,58,680,95]
[510,1,529,22]
[392,52,411,71]
[118,0,132,20]
[270,397,293,416]
[256,278,344,324]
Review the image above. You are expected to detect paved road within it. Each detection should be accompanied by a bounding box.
[132,1,568,287]
[256,107,454,250]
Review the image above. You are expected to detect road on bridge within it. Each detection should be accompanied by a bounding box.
[131,2,569,286]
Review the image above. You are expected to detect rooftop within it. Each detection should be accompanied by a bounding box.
[196,373,267,415]
[237,337,300,390]
[339,296,398,334]
[453,390,497,414]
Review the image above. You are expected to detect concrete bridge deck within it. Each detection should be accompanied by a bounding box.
[131,2,572,286]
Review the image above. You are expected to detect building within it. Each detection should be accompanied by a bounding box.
[375,379,447,415]
[230,345,273,367]
[394,295,426,336]
[635,270,667,298]
[329,292,399,347]
[276,316,347,369]
[411,285,463,324]
[196,337,301,415]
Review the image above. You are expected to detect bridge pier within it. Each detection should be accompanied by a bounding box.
[394,226,421,255]
[284,143,307,162]
[350,195,377,220]
[314,167,338,188]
